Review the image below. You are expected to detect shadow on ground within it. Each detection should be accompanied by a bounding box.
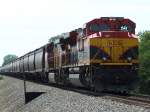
[25,92,45,104]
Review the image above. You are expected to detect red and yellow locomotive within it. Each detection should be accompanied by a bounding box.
[0,17,139,93]
[45,17,139,92]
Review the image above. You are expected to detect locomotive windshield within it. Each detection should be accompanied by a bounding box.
[86,17,136,35]
[90,23,110,32]
[89,23,134,33]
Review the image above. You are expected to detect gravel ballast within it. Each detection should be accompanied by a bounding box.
[0,74,149,112]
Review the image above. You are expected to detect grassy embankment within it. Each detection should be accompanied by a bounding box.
[0,75,3,80]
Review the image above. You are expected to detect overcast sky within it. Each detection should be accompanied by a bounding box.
[0,0,150,65]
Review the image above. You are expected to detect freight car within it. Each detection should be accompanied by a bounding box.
[0,17,139,93]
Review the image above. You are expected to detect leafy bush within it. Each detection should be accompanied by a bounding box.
[138,31,150,94]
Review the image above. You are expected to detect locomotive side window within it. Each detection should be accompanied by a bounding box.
[90,24,100,32]
[100,24,110,31]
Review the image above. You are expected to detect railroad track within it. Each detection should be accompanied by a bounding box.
[63,87,150,109]
[1,74,150,109]
[25,77,150,109]
[102,93,150,109]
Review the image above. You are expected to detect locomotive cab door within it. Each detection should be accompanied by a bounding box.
[77,37,90,66]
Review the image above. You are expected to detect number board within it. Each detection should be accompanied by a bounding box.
[107,40,123,46]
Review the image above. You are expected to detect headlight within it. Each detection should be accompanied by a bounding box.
[102,57,107,61]
[127,57,132,61]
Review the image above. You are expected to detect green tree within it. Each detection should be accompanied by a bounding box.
[139,31,150,94]
[2,54,18,66]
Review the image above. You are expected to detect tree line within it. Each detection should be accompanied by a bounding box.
[138,31,150,94]
[2,55,18,66]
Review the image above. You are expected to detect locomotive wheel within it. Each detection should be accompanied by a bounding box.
[122,91,130,95]
[54,70,60,84]
[40,72,49,83]
[35,72,40,81]
[80,67,91,88]
[85,67,91,83]
[61,68,69,86]
[91,67,104,92]
[93,78,104,92]
[43,72,49,83]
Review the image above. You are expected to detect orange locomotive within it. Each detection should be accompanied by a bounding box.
[0,17,139,93]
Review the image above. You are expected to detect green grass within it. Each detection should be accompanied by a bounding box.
[0,76,3,80]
